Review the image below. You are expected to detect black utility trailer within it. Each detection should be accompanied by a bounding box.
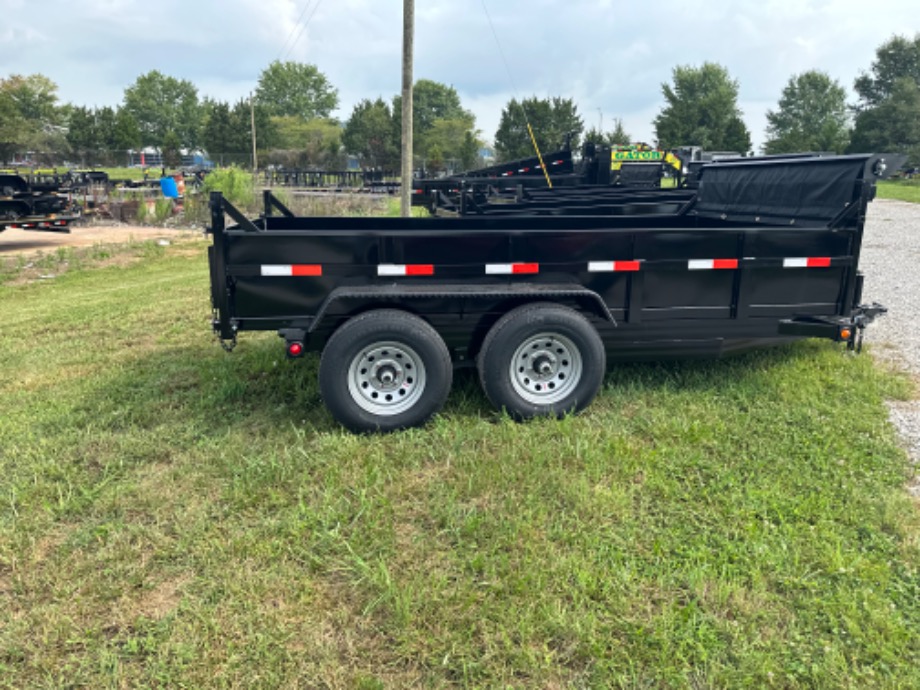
[0,173,81,234]
[208,154,894,432]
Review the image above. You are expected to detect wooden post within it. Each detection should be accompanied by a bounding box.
[250,92,258,173]
[400,0,414,217]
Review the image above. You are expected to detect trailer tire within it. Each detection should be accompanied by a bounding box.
[477,303,605,421]
[319,309,452,433]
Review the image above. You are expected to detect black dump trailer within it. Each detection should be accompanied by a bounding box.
[0,173,81,234]
[208,154,895,432]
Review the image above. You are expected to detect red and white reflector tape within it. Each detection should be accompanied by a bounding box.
[261,264,323,277]
[378,264,434,276]
[783,257,831,268]
[485,263,539,275]
[688,259,738,270]
[588,260,641,273]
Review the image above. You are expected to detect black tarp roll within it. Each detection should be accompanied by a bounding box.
[695,156,869,224]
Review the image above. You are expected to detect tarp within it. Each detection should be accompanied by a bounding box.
[695,157,867,224]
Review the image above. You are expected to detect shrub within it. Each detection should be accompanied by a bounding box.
[202,167,255,208]
[154,198,173,223]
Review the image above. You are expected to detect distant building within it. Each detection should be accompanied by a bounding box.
[128,147,213,168]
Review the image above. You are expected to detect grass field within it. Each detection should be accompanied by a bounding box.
[876,180,920,203]
[1,241,919,688]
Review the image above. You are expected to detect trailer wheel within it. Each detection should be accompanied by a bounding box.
[477,303,605,421]
[319,310,452,433]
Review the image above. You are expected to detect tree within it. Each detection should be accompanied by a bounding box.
[255,61,338,120]
[95,107,117,147]
[418,117,481,173]
[113,109,142,152]
[200,98,275,165]
[0,73,63,161]
[394,80,480,170]
[849,77,920,165]
[459,130,480,171]
[2,74,60,124]
[0,91,30,163]
[494,97,584,162]
[584,118,632,147]
[342,98,398,169]
[763,71,850,154]
[392,79,474,156]
[654,62,751,152]
[854,33,920,109]
[65,106,99,157]
[850,35,920,166]
[231,98,277,154]
[122,70,202,148]
[65,106,136,164]
[202,101,238,156]
[271,116,343,168]
[161,130,182,168]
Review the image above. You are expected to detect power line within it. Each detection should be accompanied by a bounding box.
[480,0,523,107]
[275,0,317,63]
[280,0,324,63]
[480,0,553,187]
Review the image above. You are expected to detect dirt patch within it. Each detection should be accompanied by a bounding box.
[133,574,193,620]
[0,223,200,258]
[108,573,193,628]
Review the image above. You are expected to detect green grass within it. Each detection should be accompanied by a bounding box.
[877,179,920,203]
[1,242,918,688]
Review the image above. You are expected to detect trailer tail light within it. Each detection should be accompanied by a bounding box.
[287,341,304,358]
[839,328,852,340]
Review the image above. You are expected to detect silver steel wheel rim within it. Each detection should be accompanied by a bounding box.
[509,332,582,405]
[347,341,427,416]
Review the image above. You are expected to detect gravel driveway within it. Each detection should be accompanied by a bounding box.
[860,199,920,490]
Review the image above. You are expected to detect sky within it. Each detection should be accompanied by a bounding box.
[1,0,917,151]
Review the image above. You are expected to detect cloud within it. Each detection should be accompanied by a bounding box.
[1,0,916,149]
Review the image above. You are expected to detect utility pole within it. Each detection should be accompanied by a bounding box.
[250,92,258,173]
[400,0,414,217]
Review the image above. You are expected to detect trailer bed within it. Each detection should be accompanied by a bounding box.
[207,153,896,431]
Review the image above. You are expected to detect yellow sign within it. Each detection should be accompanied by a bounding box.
[611,150,664,162]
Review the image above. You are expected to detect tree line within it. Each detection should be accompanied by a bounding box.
[0,33,917,169]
